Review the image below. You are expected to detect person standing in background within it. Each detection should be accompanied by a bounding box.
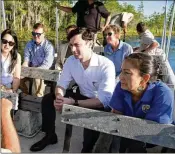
[56,0,111,48]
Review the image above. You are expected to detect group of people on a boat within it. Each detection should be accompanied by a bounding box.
[1,0,174,153]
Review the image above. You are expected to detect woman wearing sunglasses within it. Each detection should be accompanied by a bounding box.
[103,25,133,79]
[1,29,21,94]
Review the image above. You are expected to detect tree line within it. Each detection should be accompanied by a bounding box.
[1,0,174,43]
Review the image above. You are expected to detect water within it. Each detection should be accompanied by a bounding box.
[126,36,175,72]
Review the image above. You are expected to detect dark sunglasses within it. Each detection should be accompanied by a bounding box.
[32,32,43,37]
[1,39,15,46]
[104,32,113,37]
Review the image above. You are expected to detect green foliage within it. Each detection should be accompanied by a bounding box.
[2,0,174,44]
[137,0,144,21]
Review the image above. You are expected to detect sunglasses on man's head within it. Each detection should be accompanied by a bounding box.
[104,32,113,37]
[32,32,43,37]
[1,39,15,46]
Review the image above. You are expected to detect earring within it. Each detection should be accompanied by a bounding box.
[137,86,144,92]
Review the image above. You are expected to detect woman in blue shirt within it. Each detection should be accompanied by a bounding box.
[109,52,174,152]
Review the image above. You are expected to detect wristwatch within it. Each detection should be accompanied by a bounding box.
[73,99,79,106]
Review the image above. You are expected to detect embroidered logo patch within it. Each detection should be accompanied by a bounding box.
[142,105,150,113]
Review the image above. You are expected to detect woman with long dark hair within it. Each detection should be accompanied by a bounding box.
[1,29,21,93]
[0,29,21,153]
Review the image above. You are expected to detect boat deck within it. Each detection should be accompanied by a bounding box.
[19,112,83,153]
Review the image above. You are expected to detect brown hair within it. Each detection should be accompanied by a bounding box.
[104,25,121,34]
[33,23,46,32]
[66,25,77,33]
[67,27,94,41]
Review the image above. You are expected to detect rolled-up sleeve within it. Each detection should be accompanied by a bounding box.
[97,3,110,18]
[39,43,55,69]
[57,57,73,90]
[72,2,79,13]
[97,61,115,107]
[121,12,134,23]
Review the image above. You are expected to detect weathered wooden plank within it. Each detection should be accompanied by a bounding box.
[20,100,41,113]
[61,104,175,149]
[21,67,60,81]
[19,94,42,112]
[21,93,42,102]
[1,91,19,110]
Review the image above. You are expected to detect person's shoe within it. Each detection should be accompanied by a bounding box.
[30,133,58,152]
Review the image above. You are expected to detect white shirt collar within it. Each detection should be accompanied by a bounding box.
[89,53,99,67]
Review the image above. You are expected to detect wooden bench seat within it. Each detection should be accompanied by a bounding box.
[19,94,42,113]
[61,104,175,150]
[15,67,60,137]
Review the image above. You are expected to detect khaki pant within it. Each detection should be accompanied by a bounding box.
[20,77,45,97]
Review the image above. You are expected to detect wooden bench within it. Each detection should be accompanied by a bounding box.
[19,66,60,111]
[61,104,175,152]
[13,67,61,137]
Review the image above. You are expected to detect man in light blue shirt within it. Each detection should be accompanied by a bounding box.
[104,25,133,77]
[20,23,55,97]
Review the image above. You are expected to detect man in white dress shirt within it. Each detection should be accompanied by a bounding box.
[30,27,115,152]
